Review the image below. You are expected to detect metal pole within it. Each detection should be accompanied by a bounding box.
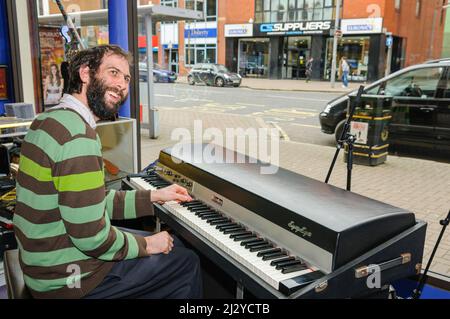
[54,0,86,50]
[145,14,158,139]
[385,34,393,77]
[429,5,438,60]
[330,0,341,88]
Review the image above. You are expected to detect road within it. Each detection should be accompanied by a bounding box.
[140,82,342,147]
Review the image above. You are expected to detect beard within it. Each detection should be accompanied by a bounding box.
[86,75,128,120]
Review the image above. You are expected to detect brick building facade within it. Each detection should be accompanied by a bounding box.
[43,0,446,82]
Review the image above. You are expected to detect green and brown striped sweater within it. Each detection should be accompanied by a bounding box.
[14,108,153,299]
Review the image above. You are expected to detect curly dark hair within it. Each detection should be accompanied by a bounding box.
[67,45,133,95]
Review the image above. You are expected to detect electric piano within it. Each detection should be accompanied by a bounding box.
[126,144,427,299]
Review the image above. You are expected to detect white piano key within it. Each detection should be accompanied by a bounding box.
[130,176,316,291]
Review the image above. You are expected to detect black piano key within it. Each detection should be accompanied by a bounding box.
[249,244,274,253]
[209,218,231,225]
[216,223,238,230]
[281,264,308,274]
[262,252,287,261]
[257,248,282,257]
[200,214,221,220]
[270,257,295,266]
[279,271,325,295]
[240,238,262,246]
[275,260,303,270]
[182,201,203,206]
[233,234,256,242]
[229,231,253,239]
[215,221,234,228]
[223,227,245,235]
[206,217,227,223]
[189,207,210,212]
[182,200,202,206]
[196,211,217,217]
[244,240,267,248]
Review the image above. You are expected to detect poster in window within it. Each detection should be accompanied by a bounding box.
[39,26,66,106]
[0,66,7,100]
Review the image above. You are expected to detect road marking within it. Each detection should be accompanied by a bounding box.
[289,123,321,129]
[236,102,266,107]
[265,95,331,102]
[155,94,175,98]
[173,98,215,103]
[266,121,291,141]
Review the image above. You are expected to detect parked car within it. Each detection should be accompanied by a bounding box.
[187,63,242,87]
[139,62,177,83]
[319,58,450,158]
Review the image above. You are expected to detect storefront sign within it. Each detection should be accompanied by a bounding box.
[255,21,333,36]
[341,18,383,34]
[224,24,253,37]
[184,28,217,39]
[0,66,7,100]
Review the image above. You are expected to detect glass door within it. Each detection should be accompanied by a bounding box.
[283,37,311,79]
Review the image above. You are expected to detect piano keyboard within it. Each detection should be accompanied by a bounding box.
[130,173,324,294]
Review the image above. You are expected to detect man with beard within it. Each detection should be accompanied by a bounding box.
[14,45,203,299]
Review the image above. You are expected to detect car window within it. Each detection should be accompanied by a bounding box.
[201,65,213,71]
[216,65,229,73]
[445,69,450,99]
[384,67,444,98]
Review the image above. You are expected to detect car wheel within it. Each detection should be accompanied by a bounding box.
[335,119,347,144]
[188,75,195,85]
[215,77,225,87]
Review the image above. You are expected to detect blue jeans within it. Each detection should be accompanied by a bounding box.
[342,71,349,87]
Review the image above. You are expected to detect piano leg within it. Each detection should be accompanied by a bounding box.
[236,281,244,299]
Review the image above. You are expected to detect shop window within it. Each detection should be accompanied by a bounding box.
[238,39,270,78]
[36,0,111,108]
[324,37,370,81]
[185,45,217,66]
[256,0,335,23]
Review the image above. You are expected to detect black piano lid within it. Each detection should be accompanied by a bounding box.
[160,144,417,269]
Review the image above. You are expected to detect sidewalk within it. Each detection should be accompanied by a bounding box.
[140,109,450,278]
[176,75,364,93]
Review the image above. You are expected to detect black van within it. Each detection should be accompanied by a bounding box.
[319,59,450,159]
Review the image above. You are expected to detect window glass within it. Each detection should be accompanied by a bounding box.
[384,67,443,98]
[36,0,110,108]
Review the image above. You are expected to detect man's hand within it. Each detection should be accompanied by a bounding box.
[151,184,192,204]
[145,231,174,255]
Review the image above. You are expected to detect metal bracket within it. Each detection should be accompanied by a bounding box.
[355,253,412,279]
[315,281,328,293]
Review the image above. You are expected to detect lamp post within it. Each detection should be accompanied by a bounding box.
[330,0,342,88]
[429,0,450,60]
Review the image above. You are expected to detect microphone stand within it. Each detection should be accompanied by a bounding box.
[412,210,450,299]
[325,86,365,191]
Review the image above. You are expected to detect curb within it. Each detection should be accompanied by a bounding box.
[173,80,354,94]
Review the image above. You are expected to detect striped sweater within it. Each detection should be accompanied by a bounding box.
[14,108,153,299]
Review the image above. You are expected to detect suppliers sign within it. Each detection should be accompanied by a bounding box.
[255,21,333,36]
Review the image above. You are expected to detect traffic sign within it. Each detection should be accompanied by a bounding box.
[386,36,393,48]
